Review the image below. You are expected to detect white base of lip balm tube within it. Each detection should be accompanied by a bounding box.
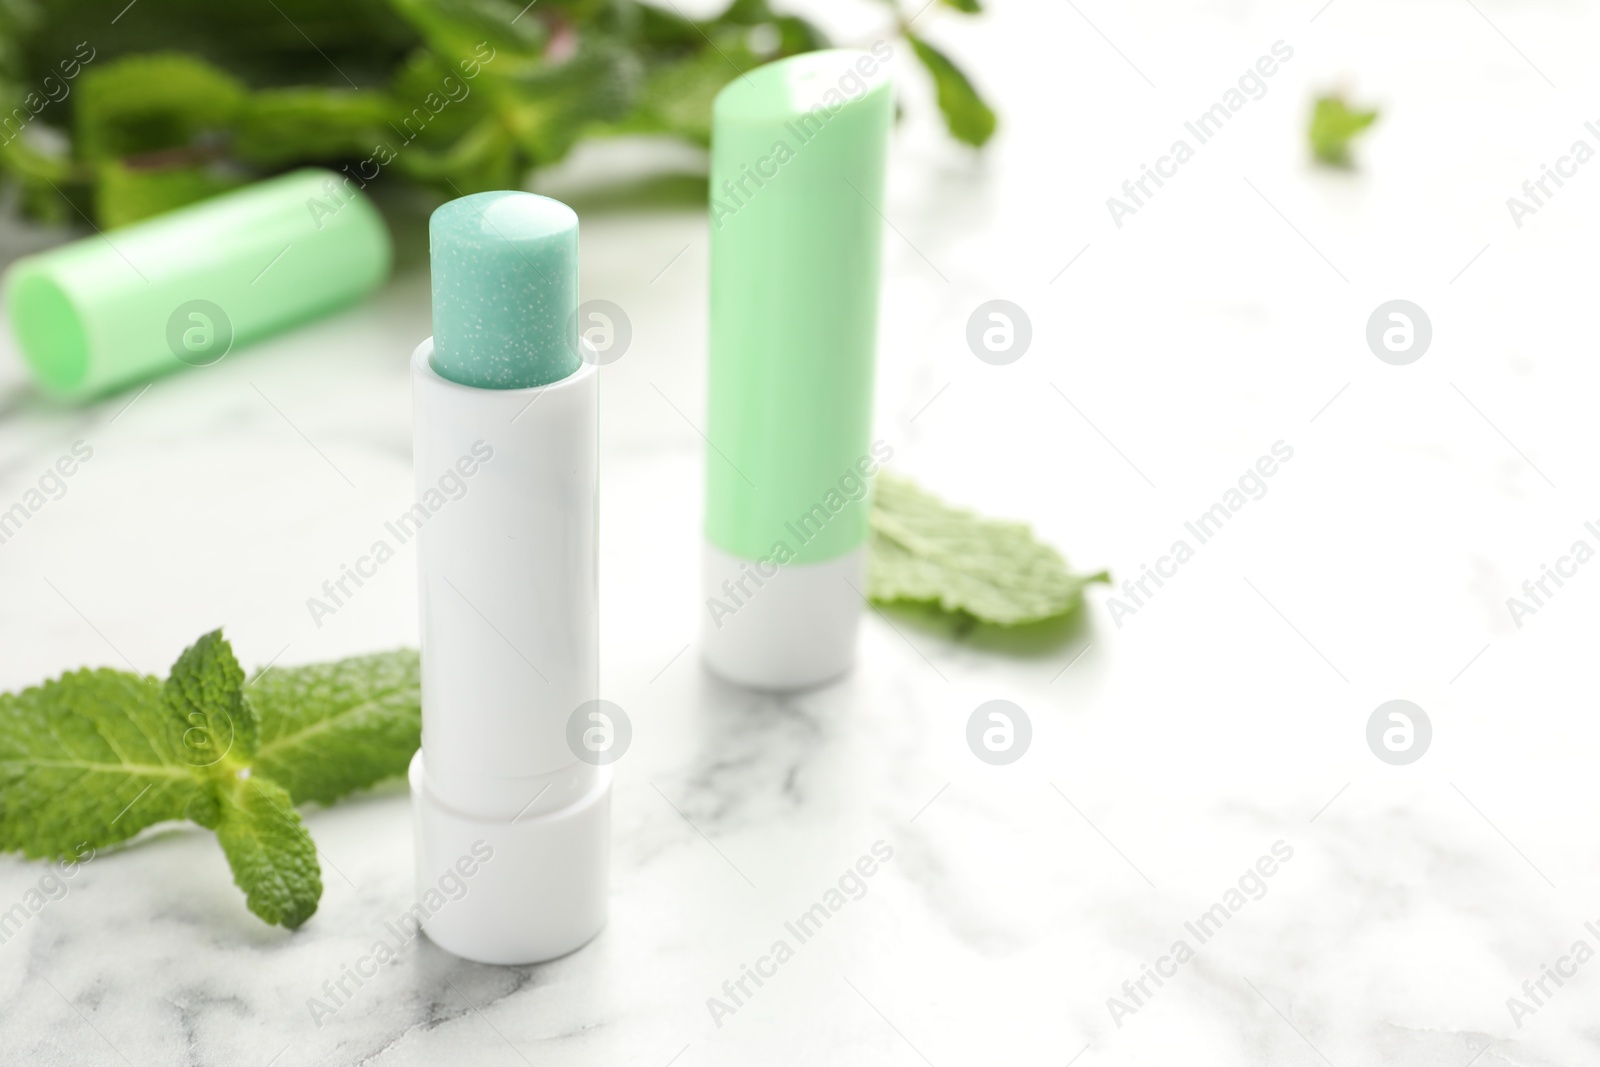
[410,753,610,965]
[409,338,607,965]
[700,541,865,691]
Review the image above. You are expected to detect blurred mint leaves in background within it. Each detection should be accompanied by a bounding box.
[1309,92,1379,168]
[0,632,420,928]
[0,0,997,228]
[904,36,994,147]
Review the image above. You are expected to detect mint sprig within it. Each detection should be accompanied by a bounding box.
[0,632,419,929]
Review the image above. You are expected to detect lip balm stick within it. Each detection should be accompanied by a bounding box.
[408,191,607,965]
[702,49,894,690]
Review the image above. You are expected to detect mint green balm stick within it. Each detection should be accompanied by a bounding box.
[429,191,579,389]
[701,48,894,690]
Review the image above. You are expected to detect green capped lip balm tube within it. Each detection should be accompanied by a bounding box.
[409,191,607,965]
[702,49,894,690]
[2,168,390,400]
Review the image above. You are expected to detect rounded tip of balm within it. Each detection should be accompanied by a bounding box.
[429,191,581,390]
[431,191,578,247]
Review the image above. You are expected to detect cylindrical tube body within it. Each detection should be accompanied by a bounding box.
[702,49,893,689]
[411,340,597,820]
[3,168,391,399]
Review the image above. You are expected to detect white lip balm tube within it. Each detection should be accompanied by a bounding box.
[408,191,607,965]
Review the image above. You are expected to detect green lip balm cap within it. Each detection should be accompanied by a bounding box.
[3,168,391,400]
[700,48,894,690]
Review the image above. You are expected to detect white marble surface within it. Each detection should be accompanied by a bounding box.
[4,0,1600,1063]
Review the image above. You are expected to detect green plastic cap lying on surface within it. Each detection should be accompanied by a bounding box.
[2,168,391,401]
[705,49,894,565]
[429,191,580,390]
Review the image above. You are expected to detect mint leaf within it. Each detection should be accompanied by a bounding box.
[869,474,1108,625]
[233,88,393,167]
[212,777,322,929]
[500,37,643,162]
[1309,93,1378,167]
[941,0,983,13]
[907,34,997,147]
[250,650,421,806]
[0,669,203,858]
[387,0,548,72]
[75,54,246,161]
[0,632,422,929]
[164,629,257,771]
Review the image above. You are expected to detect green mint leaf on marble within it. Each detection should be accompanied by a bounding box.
[249,650,422,807]
[1309,93,1379,167]
[0,669,205,858]
[209,776,323,929]
[868,474,1108,625]
[906,34,997,147]
[0,632,421,929]
[165,628,257,770]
